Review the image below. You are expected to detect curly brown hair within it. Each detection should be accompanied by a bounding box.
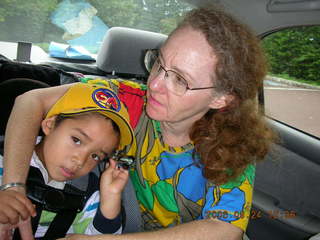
[175,6,277,185]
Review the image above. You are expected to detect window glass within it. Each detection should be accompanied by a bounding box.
[0,0,194,55]
[262,26,320,138]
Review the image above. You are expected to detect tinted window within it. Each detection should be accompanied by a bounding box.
[0,0,193,55]
[262,26,320,138]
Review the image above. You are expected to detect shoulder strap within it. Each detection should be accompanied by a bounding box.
[42,210,78,239]
[13,167,96,239]
[43,172,98,239]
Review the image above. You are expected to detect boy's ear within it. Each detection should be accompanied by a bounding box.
[41,116,56,135]
[208,94,235,109]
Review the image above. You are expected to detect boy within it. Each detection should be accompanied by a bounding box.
[0,82,134,239]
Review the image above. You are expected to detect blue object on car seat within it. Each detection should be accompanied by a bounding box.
[50,0,108,54]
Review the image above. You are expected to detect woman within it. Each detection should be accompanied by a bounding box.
[1,6,275,240]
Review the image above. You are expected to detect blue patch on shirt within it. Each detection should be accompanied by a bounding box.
[202,187,245,222]
[156,150,194,180]
[86,202,99,211]
[156,150,205,202]
[176,164,206,202]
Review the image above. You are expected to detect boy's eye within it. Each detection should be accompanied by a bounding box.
[91,153,101,162]
[72,136,81,145]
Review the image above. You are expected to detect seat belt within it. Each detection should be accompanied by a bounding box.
[13,167,94,240]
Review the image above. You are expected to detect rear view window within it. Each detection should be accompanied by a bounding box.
[0,0,194,56]
[262,26,320,138]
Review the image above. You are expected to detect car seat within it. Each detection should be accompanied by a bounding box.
[0,78,51,136]
[96,26,167,81]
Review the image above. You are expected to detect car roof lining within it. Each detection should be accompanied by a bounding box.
[182,0,320,36]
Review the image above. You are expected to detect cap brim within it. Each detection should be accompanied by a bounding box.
[59,108,134,147]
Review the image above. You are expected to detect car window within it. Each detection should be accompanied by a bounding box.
[262,26,320,139]
[0,0,194,57]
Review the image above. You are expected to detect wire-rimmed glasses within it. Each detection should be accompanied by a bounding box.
[144,49,216,96]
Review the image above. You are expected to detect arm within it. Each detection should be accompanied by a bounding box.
[0,83,75,226]
[60,218,243,240]
[75,160,129,235]
[3,83,75,186]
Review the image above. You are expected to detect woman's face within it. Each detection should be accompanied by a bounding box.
[146,26,225,125]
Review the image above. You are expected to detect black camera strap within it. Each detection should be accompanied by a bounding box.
[13,166,97,240]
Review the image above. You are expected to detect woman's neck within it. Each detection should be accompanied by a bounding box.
[160,121,192,147]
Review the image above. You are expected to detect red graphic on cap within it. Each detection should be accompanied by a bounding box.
[93,89,121,112]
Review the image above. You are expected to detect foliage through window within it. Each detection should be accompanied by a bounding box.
[262,26,320,138]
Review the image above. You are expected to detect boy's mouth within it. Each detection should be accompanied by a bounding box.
[60,167,75,178]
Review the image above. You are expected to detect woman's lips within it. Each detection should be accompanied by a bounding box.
[148,94,162,107]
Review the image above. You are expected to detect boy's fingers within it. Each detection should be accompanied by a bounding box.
[103,158,117,172]
[109,158,117,168]
[18,218,34,240]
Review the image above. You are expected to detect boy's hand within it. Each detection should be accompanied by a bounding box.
[0,223,13,240]
[0,190,36,225]
[0,218,34,240]
[99,158,129,219]
[100,159,129,195]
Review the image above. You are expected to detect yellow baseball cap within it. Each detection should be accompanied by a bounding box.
[46,82,134,148]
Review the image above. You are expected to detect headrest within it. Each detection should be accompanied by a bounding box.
[96,27,167,77]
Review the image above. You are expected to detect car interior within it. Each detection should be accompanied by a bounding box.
[0,0,319,239]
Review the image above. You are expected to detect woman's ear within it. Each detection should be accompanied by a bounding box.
[41,116,56,136]
[208,94,235,109]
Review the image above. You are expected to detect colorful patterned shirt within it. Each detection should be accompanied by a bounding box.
[84,78,255,232]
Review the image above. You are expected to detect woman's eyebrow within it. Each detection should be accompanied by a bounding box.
[159,49,195,83]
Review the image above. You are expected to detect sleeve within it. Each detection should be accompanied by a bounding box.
[92,207,122,234]
[201,164,255,232]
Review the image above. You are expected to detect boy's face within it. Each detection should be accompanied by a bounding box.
[36,114,119,182]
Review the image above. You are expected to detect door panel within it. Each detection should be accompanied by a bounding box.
[247,119,320,240]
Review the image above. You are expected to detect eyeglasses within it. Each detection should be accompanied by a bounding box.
[144,49,216,96]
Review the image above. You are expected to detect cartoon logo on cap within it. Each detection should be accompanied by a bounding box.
[92,88,121,112]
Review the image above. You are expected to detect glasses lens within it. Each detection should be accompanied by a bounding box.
[145,49,187,96]
[166,71,187,96]
[144,49,158,73]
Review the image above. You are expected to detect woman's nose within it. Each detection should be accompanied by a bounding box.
[148,71,166,92]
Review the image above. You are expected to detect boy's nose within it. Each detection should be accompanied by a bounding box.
[71,154,86,169]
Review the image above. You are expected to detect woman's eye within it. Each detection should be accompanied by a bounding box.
[72,136,81,145]
[91,153,101,162]
[175,76,188,87]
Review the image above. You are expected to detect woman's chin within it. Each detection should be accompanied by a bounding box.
[146,105,164,121]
